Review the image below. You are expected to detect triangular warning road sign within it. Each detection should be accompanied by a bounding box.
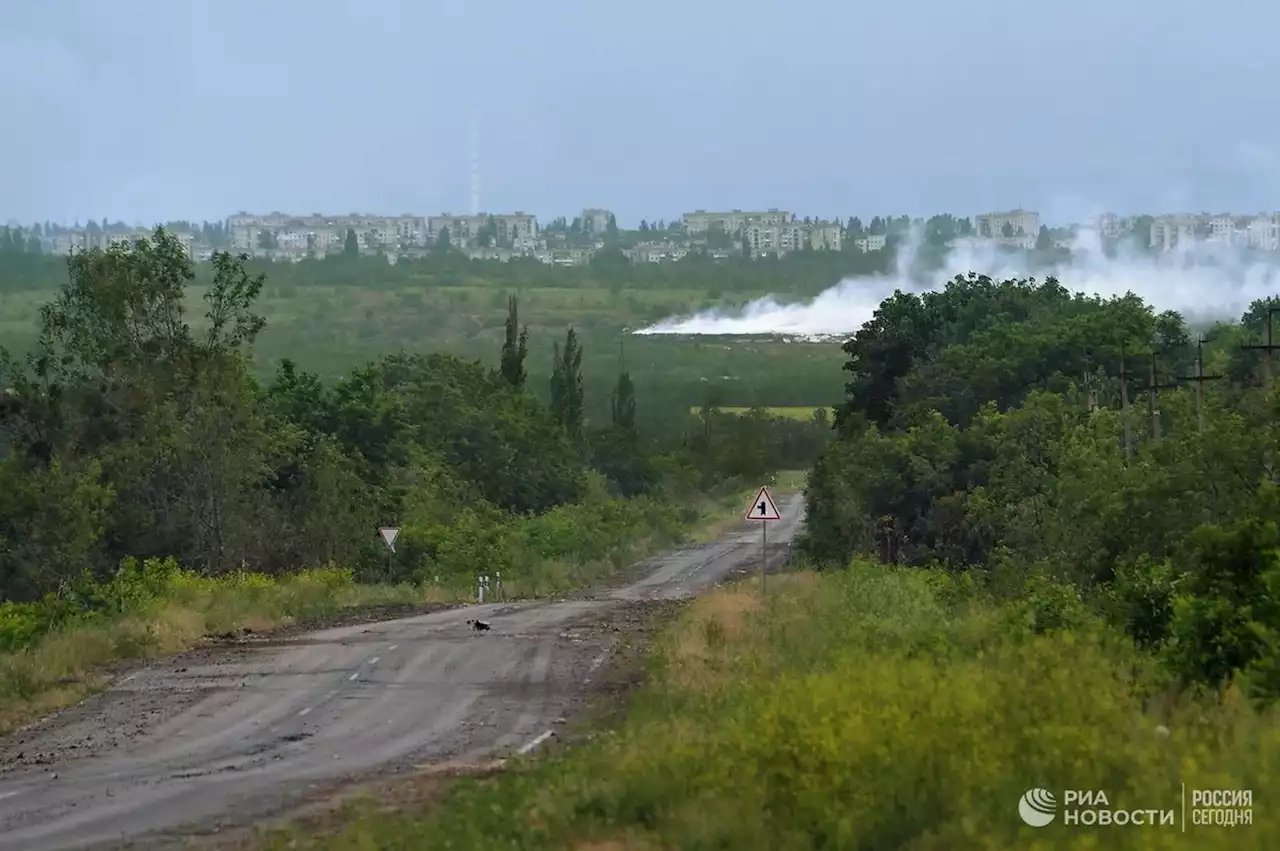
[379,527,400,549]
[745,486,782,521]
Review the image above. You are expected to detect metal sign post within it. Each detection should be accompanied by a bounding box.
[762,518,767,592]
[378,527,399,577]
[744,486,782,593]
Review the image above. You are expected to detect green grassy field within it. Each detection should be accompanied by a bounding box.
[0,281,848,415]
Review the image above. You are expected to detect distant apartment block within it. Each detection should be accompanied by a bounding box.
[851,233,887,252]
[227,212,429,258]
[624,241,688,263]
[40,226,195,258]
[744,220,842,257]
[427,212,538,248]
[1089,212,1121,239]
[532,247,593,267]
[1205,215,1255,248]
[975,209,1040,240]
[580,208,614,235]
[1249,214,1280,251]
[682,209,793,235]
[1149,215,1198,251]
[52,231,88,255]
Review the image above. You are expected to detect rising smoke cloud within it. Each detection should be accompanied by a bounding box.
[634,225,1280,339]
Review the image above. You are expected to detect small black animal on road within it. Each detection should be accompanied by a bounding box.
[467,619,491,631]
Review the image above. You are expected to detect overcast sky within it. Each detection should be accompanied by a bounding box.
[5,0,1280,227]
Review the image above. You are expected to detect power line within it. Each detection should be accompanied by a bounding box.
[1117,343,1136,461]
[1240,306,1280,388]
[1240,306,1280,483]
[1139,349,1181,441]
[1179,336,1224,435]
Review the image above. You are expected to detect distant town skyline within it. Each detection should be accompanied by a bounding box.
[8,208,1280,266]
[9,204,1280,234]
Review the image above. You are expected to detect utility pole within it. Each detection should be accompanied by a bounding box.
[1118,344,1134,461]
[1082,358,1100,412]
[1142,350,1181,440]
[877,515,896,565]
[1241,307,1280,483]
[1179,336,1224,434]
[1240,307,1280,389]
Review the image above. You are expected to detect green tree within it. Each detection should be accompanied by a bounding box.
[344,228,359,256]
[0,229,272,579]
[1035,225,1052,251]
[610,371,636,435]
[550,328,585,445]
[500,295,529,389]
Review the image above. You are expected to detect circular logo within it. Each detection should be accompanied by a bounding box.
[1019,788,1057,827]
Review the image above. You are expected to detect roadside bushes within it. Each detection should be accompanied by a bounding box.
[371,565,1280,851]
[0,474,699,657]
[0,558,365,653]
[393,473,688,590]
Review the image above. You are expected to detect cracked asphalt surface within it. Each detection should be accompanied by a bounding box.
[0,493,805,851]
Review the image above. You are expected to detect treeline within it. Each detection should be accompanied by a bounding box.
[243,245,897,299]
[801,272,1280,701]
[0,236,899,298]
[0,230,829,605]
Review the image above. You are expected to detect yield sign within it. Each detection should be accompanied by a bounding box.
[379,527,400,552]
[745,486,782,521]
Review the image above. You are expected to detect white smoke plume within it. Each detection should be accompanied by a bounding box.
[634,224,1280,339]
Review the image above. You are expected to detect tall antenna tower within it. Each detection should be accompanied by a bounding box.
[468,102,480,217]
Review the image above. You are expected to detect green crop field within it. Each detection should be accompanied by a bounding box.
[0,271,849,420]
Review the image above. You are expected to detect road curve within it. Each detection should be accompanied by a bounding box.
[0,493,805,851]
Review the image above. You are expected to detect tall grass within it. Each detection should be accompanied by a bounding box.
[0,563,430,734]
[258,564,1280,850]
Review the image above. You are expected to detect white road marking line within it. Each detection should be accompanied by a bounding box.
[122,674,137,683]
[0,789,29,801]
[348,672,359,681]
[368,656,380,665]
[387,644,399,651]
[517,730,555,756]
[587,652,609,673]
[298,707,312,716]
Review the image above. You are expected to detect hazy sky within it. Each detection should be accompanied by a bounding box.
[5,0,1280,227]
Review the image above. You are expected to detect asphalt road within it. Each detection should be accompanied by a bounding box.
[0,493,805,851]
